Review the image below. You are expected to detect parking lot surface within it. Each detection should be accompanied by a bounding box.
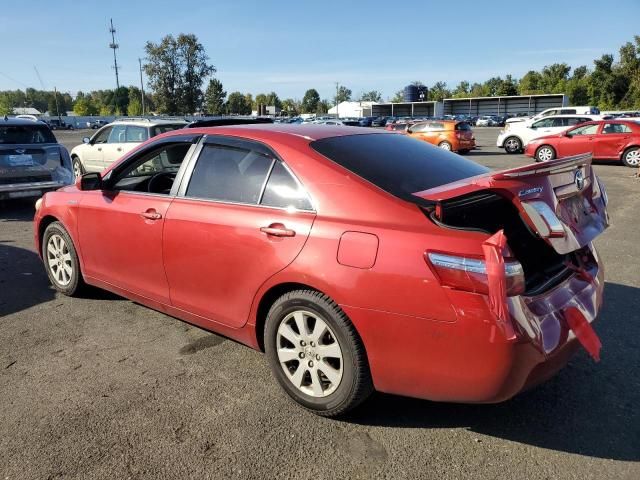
[1,128,639,479]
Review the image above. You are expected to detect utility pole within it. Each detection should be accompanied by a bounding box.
[139,58,146,115]
[335,82,339,119]
[53,87,61,121]
[109,18,120,90]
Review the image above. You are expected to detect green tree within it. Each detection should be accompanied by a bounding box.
[539,63,571,93]
[518,71,543,94]
[317,99,330,114]
[127,96,143,116]
[204,78,226,114]
[335,85,352,104]
[358,90,382,102]
[390,89,404,102]
[72,97,97,116]
[265,91,282,109]
[301,89,320,113]
[497,75,519,96]
[451,81,470,98]
[99,104,113,116]
[429,81,450,101]
[226,91,251,114]
[0,95,12,116]
[144,33,214,114]
[281,98,300,116]
[618,36,640,108]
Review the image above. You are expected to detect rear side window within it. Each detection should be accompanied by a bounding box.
[0,125,56,144]
[126,126,149,142]
[602,123,632,134]
[186,143,273,204]
[153,124,186,136]
[310,134,488,200]
[261,161,313,211]
[560,109,576,114]
[566,118,587,126]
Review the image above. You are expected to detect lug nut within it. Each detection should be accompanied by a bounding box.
[310,341,315,347]
[308,361,314,367]
[300,340,306,347]
[299,352,305,359]
[316,354,320,360]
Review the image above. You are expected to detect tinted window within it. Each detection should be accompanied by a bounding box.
[261,161,312,210]
[153,124,187,137]
[560,109,576,114]
[532,118,554,128]
[551,118,567,127]
[108,125,127,143]
[566,117,587,126]
[455,122,472,131]
[0,125,56,144]
[310,134,488,199]
[186,143,273,204]
[568,124,598,135]
[126,126,149,142]
[602,123,632,134]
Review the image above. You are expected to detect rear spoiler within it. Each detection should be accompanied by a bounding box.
[492,153,592,180]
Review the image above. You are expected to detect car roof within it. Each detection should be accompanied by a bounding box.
[534,114,599,119]
[161,123,387,144]
[1,116,47,126]
[110,118,188,127]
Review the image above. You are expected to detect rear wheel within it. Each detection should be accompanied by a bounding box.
[42,222,85,296]
[438,141,452,151]
[504,136,522,154]
[264,290,373,417]
[622,147,640,167]
[535,145,556,162]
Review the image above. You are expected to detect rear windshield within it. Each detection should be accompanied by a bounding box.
[310,134,488,199]
[0,125,57,144]
[152,124,186,137]
[455,122,472,131]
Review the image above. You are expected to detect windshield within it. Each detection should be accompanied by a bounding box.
[310,134,488,200]
[0,125,57,144]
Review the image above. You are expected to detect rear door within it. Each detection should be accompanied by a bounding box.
[594,122,633,159]
[163,136,316,328]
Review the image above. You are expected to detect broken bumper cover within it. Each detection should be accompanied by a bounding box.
[342,246,604,403]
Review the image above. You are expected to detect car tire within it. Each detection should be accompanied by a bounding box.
[438,141,452,151]
[504,136,522,154]
[621,147,640,167]
[535,145,556,162]
[42,222,85,296]
[458,149,470,154]
[72,156,84,179]
[264,289,373,417]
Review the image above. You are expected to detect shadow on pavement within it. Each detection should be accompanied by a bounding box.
[347,282,640,462]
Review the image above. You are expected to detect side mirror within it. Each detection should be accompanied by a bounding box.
[564,132,573,138]
[79,172,102,191]
[82,137,91,144]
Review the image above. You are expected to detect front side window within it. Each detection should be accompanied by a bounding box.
[602,123,632,134]
[568,124,599,136]
[125,126,149,143]
[111,143,191,194]
[107,125,127,143]
[92,126,112,144]
[186,143,273,204]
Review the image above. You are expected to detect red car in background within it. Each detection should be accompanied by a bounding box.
[526,119,640,166]
[34,125,608,417]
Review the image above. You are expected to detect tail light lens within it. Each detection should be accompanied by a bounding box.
[426,252,525,296]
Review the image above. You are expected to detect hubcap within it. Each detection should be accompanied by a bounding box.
[439,142,451,150]
[626,149,640,166]
[538,147,554,162]
[505,138,520,152]
[73,160,82,179]
[46,234,73,286]
[276,310,343,397]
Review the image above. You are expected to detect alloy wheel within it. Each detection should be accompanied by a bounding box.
[505,137,521,153]
[625,149,640,166]
[46,234,73,286]
[438,142,452,151]
[276,310,344,397]
[72,159,83,179]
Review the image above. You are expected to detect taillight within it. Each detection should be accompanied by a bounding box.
[521,201,565,238]
[426,252,525,296]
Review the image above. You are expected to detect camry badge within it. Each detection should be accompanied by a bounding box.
[575,170,585,190]
[518,186,543,197]
[15,148,26,154]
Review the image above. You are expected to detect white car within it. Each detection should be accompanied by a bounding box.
[70,118,187,177]
[505,106,600,126]
[497,114,600,153]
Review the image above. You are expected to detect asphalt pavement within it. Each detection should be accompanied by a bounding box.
[1,128,638,479]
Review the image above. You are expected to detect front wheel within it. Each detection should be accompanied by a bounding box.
[265,290,373,417]
[72,156,84,179]
[438,141,452,151]
[504,136,522,154]
[622,147,640,167]
[535,145,556,162]
[42,222,85,296]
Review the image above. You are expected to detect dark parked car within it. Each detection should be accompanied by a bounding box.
[48,119,74,130]
[371,116,389,127]
[88,119,109,129]
[0,117,73,200]
[358,116,375,127]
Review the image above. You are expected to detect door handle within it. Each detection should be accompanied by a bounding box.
[97,147,102,151]
[260,224,295,237]
[117,147,122,152]
[140,210,162,220]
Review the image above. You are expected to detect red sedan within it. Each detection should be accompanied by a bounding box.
[525,119,640,166]
[34,125,609,416]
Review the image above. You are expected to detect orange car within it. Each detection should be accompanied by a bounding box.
[406,120,475,153]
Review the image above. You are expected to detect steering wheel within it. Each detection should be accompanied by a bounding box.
[147,172,176,194]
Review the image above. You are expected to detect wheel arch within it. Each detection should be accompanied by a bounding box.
[37,215,61,257]
[621,144,640,158]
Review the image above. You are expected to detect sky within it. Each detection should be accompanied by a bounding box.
[0,0,638,101]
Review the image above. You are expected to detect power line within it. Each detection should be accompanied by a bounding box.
[109,18,120,90]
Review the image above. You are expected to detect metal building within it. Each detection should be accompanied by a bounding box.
[442,94,567,117]
[371,101,440,118]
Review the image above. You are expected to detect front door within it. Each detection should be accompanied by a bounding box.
[84,126,111,172]
[557,123,599,157]
[77,140,195,304]
[163,137,316,328]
